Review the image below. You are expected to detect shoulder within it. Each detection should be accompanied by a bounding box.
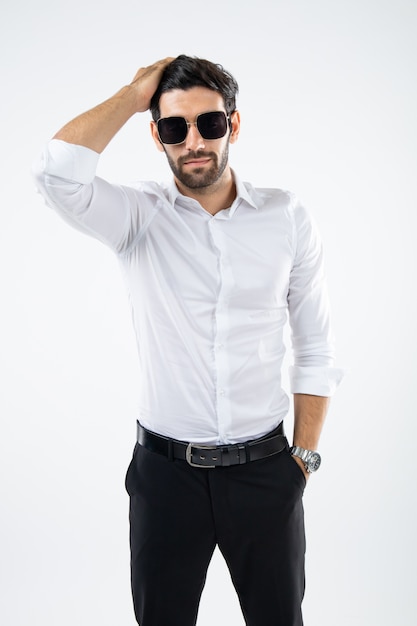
[120,179,179,213]
[127,179,168,199]
[241,182,320,246]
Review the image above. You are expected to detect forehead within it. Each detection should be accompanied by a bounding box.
[158,86,225,119]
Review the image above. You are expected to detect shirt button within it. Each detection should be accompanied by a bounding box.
[219,389,226,396]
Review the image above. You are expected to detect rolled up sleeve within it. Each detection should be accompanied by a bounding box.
[35,138,100,184]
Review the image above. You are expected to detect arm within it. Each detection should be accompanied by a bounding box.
[33,57,175,252]
[287,198,344,479]
[53,57,174,152]
[292,393,329,480]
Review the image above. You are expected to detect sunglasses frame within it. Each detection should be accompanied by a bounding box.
[156,110,231,145]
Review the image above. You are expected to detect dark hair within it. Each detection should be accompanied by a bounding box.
[150,55,239,121]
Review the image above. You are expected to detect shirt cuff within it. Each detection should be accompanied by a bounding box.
[42,139,100,184]
[289,365,345,397]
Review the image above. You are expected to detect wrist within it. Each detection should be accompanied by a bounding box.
[114,84,142,116]
[290,445,322,475]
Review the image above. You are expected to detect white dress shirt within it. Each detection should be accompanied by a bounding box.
[33,140,343,445]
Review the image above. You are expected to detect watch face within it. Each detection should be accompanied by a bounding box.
[307,452,321,472]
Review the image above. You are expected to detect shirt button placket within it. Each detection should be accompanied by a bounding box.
[209,217,232,443]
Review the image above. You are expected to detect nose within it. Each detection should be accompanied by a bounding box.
[184,122,206,151]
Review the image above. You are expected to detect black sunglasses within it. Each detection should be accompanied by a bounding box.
[156,111,231,145]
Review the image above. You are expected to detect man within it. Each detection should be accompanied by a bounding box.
[33,55,343,625]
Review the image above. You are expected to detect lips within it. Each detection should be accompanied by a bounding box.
[180,152,213,167]
[183,158,211,167]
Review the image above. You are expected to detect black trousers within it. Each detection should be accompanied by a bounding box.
[125,437,306,626]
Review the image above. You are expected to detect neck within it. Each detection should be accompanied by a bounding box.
[175,167,236,216]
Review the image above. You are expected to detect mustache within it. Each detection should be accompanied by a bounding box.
[178,151,216,165]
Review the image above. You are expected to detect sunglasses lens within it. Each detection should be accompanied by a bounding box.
[197,112,228,140]
[157,117,188,144]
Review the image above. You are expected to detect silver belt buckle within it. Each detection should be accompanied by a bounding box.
[186,443,218,468]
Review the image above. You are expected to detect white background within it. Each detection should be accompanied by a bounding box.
[1,0,416,624]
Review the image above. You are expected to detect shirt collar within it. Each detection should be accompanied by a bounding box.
[233,171,268,211]
[166,169,268,215]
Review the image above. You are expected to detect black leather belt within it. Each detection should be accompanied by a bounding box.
[137,421,287,468]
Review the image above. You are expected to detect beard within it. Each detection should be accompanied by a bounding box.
[164,144,230,191]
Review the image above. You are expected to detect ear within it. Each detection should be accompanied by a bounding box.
[150,120,165,152]
[229,110,241,144]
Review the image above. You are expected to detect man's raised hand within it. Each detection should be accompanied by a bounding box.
[130,57,175,113]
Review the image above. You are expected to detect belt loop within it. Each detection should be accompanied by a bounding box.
[244,443,251,463]
[238,444,247,464]
[167,440,174,462]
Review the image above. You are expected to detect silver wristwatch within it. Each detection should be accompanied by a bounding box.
[290,446,321,473]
